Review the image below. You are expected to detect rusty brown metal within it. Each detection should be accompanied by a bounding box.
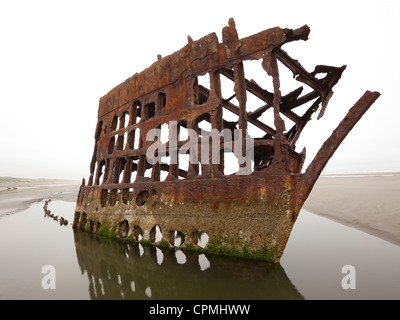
[74,19,380,262]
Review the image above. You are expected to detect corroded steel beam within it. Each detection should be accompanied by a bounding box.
[303,90,381,194]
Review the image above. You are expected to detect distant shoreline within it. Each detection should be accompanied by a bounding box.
[0,176,80,184]
[0,177,80,218]
[320,171,400,178]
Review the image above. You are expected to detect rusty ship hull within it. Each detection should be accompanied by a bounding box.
[74,19,379,262]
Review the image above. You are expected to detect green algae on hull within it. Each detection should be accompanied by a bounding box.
[205,237,277,262]
[97,223,117,239]
[89,223,277,262]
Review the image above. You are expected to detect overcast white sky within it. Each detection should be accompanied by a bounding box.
[0,0,399,180]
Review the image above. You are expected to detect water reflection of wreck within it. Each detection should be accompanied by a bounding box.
[74,18,379,262]
[73,230,303,300]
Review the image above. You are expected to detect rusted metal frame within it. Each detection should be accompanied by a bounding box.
[122,158,134,184]
[246,100,302,127]
[190,97,213,178]
[273,48,345,120]
[220,67,277,128]
[94,159,105,186]
[104,97,164,183]
[220,66,303,126]
[223,100,276,135]
[280,86,310,124]
[97,25,310,119]
[283,110,302,125]
[88,121,104,187]
[102,159,110,185]
[260,48,292,173]
[185,82,214,177]
[103,158,121,186]
[288,97,322,148]
[102,160,111,185]
[151,125,161,182]
[219,67,302,124]
[233,61,248,169]
[281,86,303,105]
[162,163,188,178]
[274,48,333,110]
[303,91,380,196]
[192,72,224,178]
[283,24,311,44]
[247,103,269,119]
[192,77,200,105]
[88,144,97,186]
[195,112,211,177]
[151,91,166,182]
[168,136,242,178]
[114,158,127,184]
[99,146,143,167]
[220,67,274,105]
[176,121,189,177]
[102,158,114,185]
[137,125,147,179]
[209,70,225,177]
[138,106,212,181]
[266,52,285,134]
[97,32,312,171]
[139,162,187,180]
[110,123,158,181]
[121,157,131,184]
[105,121,142,153]
[186,119,200,177]
[116,132,126,152]
[280,90,320,113]
[167,115,179,180]
[103,136,218,184]
[225,93,237,102]
[127,85,222,180]
[118,157,138,186]
[129,122,242,182]
[199,85,277,136]
[180,90,238,135]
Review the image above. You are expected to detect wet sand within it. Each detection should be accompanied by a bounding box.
[0,174,399,246]
[304,173,400,246]
[0,178,80,217]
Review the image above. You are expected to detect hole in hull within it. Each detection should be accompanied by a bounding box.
[136,190,148,206]
[132,226,143,242]
[150,225,163,243]
[118,219,129,239]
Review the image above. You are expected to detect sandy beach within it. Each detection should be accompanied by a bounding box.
[0,178,80,218]
[304,173,400,246]
[0,174,399,246]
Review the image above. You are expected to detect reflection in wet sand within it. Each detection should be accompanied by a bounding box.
[73,231,304,300]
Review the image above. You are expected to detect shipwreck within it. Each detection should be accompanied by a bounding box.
[74,19,380,263]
